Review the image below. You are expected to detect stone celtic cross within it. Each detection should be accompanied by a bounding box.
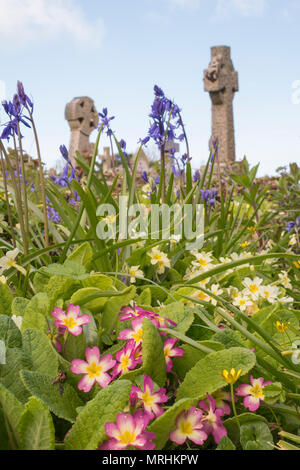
[65,96,99,166]
[204,46,239,164]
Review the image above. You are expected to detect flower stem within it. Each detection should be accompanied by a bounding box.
[230,383,240,430]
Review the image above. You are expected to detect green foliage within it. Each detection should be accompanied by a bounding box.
[18,397,55,450]
[240,422,274,450]
[0,282,13,316]
[20,370,83,423]
[64,380,132,450]
[142,318,166,387]
[0,316,22,348]
[176,347,256,401]
[22,329,58,377]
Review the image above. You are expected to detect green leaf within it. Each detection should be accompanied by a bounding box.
[142,318,166,387]
[137,288,151,306]
[43,260,89,281]
[0,282,13,316]
[0,383,25,449]
[18,397,55,450]
[22,329,58,377]
[0,315,22,348]
[173,342,224,381]
[240,422,274,451]
[0,348,32,402]
[67,242,93,270]
[223,413,267,445]
[64,380,132,450]
[64,330,85,362]
[21,293,50,333]
[46,275,79,311]
[154,303,194,334]
[11,297,30,318]
[176,347,256,401]
[32,271,49,293]
[82,274,113,290]
[217,436,236,450]
[70,287,108,312]
[101,286,136,335]
[148,398,195,450]
[20,370,83,423]
[263,382,286,405]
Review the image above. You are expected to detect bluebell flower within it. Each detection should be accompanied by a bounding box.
[141,171,149,183]
[1,98,30,141]
[193,170,201,182]
[59,145,72,164]
[141,85,182,149]
[17,81,34,112]
[99,108,115,136]
[286,217,300,232]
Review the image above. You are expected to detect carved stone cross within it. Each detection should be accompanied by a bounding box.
[204,46,239,163]
[65,96,99,166]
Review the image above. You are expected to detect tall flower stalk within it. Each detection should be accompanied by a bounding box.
[17,82,49,248]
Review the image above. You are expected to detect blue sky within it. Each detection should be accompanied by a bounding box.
[1,0,300,175]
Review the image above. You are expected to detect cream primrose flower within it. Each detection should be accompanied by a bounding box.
[232,293,253,312]
[0,248,26,276]
[191,288,209,303]
[170,234,181,248]
[278,271,292,289]
[0,275,7,284]
[278,296,293,305]
[149,248,170,274]
[242,277,263,301]
[260,284,280,304]
[209,284,223,306]
[289,234,297,246]
[191,252,214,271]
[129,266,144,284]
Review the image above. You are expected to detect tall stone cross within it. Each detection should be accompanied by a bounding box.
[65,96,99,166]
[204,46,239,163]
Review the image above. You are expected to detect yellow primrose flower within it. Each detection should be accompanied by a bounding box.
[239,241,250,248]
[274,320,290,333]
[221,368,242,384]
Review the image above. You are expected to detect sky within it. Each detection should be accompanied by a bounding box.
[0,0,300,176]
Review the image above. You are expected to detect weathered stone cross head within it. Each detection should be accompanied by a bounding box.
[65,96,99,166]
[204,46,239,164]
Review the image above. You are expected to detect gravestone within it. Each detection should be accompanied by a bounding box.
[204,46,239,163]
[131,148,150,173]
[65,97,99,166]
[102,147,114,177]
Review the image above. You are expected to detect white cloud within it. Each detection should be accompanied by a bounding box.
[0,0,105,47]
[216,0,267,18]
